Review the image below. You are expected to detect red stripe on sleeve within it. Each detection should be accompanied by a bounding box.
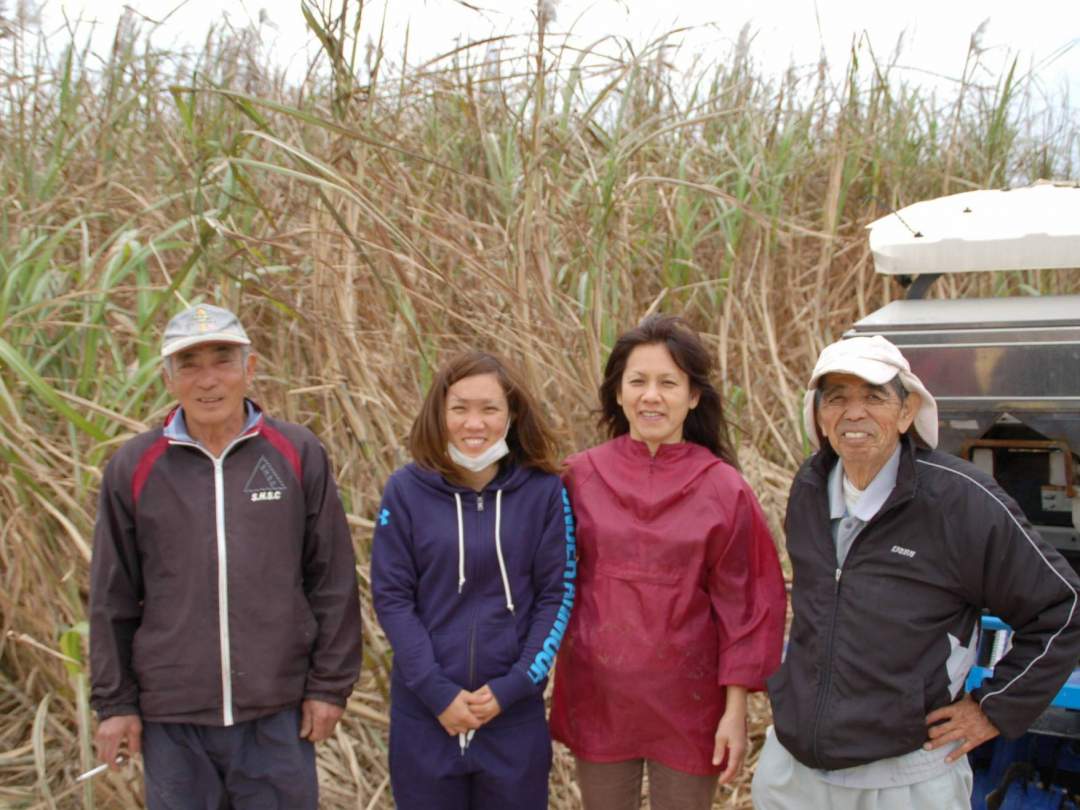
[260,423,302,484]
[132,436,170,506]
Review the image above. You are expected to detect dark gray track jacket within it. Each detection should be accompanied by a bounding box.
[770,435,1080,770]
[90,402,362,726]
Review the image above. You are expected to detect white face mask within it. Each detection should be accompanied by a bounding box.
[448,419,511,473]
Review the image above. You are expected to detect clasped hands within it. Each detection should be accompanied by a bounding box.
[436,686,502,736]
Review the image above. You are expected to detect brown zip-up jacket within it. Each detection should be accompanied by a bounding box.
[770,436,1080,770]
[90,402,362,725]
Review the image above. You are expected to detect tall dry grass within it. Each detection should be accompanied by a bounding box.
[1,2,1077,807]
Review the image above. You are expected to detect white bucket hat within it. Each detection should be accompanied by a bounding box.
[802,335,938,450]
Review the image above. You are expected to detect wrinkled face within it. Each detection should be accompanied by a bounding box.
[816,373,920,472]
[445,372,510,458]
[617,343,700,449]
[163,342,254,435]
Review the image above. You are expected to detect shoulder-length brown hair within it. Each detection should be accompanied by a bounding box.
[598,314,738,467]
[408,351,560,482]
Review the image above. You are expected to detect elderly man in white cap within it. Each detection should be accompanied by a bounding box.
[752,335,1080,809]
[89,304,362,809]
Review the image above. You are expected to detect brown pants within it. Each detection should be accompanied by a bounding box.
[576,757,720,810]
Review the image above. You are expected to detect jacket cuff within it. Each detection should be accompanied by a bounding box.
[717,667,769,694]
[95,704,141,721]
[413,670,462,717]
[970,690,1025,739]
[302,691,347,708]
[486,667,536,712]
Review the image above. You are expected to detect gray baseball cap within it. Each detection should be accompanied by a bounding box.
[160,304,251,358]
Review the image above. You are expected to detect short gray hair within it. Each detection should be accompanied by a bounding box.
[813,374,907,412]
[162,346,252,378]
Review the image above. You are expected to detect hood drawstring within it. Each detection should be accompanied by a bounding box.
[453,489,515,614]
[454,492,466,593]
[494,489,515,614]
[458,728,476,756]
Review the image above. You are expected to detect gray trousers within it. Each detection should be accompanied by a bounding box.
[142,706,317,810]
[751,727,972,810]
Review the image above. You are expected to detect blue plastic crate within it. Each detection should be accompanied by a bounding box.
[966,616,1080,711]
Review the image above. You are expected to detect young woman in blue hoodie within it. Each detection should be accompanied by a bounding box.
[371,351,576,810]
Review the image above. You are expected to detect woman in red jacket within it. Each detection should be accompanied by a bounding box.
[550,314,786,809]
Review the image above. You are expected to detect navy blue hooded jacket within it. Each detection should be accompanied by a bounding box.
[371,461,576,726]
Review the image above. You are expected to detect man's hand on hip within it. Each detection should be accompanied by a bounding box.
[94,714,142,769]
[924,692,999,763]
[299,699,345,742]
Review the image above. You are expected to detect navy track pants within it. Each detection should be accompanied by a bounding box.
[141,706,317,810]
[389,710,552,810]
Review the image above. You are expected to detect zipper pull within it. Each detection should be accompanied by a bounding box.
[835,568,842,591]
[476,494,484,511]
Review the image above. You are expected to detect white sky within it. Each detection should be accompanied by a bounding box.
[38,0,1080,104]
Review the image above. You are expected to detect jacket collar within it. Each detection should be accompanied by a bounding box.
[828,443,903,521]
[613,433,703,463]
[809,432,920,511]
[163,398,263,444]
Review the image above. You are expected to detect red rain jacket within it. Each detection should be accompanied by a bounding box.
[549,435,786,774]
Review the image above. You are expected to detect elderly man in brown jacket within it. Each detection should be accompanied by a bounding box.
[90,304,362,809]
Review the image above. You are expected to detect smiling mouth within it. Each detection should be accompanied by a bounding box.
[639,411,665,420]
[197,397,225,405]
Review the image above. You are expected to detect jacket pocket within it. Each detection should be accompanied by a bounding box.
[292,597,318,660]
[596,559,680,586]
[900,682,932,750]
[765,663,803,752]
[430,629,471,688]
[822,678,929,767]
[477,619,521,685]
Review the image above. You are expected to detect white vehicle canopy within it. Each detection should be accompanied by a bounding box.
[867,182,1080,277]
[850,182,1080,543]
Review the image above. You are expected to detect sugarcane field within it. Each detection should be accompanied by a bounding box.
[2,1,1080,808]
